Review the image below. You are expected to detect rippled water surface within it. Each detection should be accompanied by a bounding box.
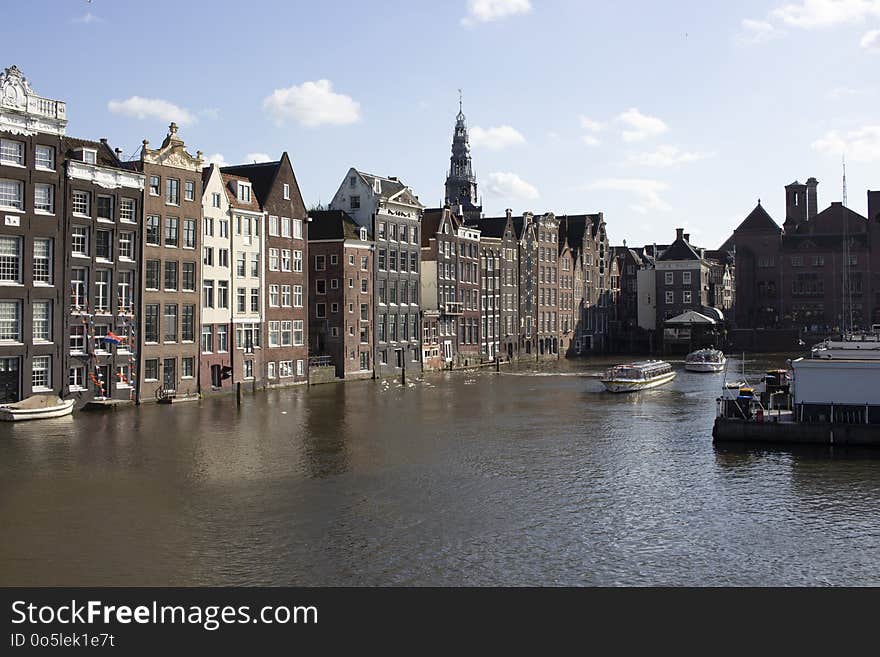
[2,356,879,586]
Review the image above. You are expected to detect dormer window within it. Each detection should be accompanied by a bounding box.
[238,183,251,203]
[283,184,290,200]
[350,176,356,188]
[82,148,97,165]
[359,227,367,241]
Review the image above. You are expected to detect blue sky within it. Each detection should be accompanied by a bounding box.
[5,0,880,248]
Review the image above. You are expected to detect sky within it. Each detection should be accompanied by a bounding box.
[5,0,880,248]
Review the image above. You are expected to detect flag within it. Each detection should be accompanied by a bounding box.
[102,331,125,345]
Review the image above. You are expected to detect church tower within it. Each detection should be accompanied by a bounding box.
[444,95,482,221]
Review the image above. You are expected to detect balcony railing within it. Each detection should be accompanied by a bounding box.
[441,301,463,316]
[308,356,334,368]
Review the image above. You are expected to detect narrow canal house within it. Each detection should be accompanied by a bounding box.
[221,155,309,386]
[222,171,265,389]
[329,169,423,378]
[64,138,145,405]
[0,66,67,402]
[511,212,537,357]
[199,164,233,393]
[307,210,373,380]
[132,124,202,402]
[534,212,560,357]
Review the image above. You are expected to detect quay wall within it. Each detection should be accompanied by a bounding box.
[713,418,880,447]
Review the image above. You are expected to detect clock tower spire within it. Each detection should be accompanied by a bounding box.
[444,93,481,221]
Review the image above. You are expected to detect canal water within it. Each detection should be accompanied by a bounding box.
[2,355,880,586]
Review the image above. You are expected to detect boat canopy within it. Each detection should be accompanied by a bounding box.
[665,311,717,326]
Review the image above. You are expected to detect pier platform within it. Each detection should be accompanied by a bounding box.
[713,417,880,447]
[82,399,135,412]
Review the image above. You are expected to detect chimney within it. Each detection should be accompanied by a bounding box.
[506,208,512,220]
[676,228,684,240]
[683,233,690,243]
[114,148,123,159]
[869,190,880,225]
[806,177,819,220]
[99,138,108,145]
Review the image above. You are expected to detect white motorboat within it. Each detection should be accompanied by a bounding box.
[685,348,727,372]
[811,333,880,360]
[0,394,75,422]
[600,360,676,393]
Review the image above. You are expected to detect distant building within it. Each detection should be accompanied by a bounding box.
[444,101,482,223]
[307,210,373,380]
[329,169,424,377]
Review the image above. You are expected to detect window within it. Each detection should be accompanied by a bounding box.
[82,149,97,165]
[251,288,259,312]
[146,215,160,245]
[269,248,279,271]
[212,192,221,208]
[145,260,160,290]
[316,280,326,295]
[164,260,178,290]
[119,232,133,260]
[35,145,54,170]
[72,189,90,215]
[330,254,338,266]
[149,176,160,196]
[293,285,303,307]
[293,219,302,239]
[378,249,386,270]
[236,252,246,277]
[94,270,110,312]
[120,198,136,223]
[116,365,131,388]
[117,270,134,311]
[682,271,692,285]
[282,217,292,238]
[269,215,279,236]
[293,320,304,346]
[164,304,178,342]
[683,290,692,304]
[244,360,253,379]
[330,279,339,290]
[331,327,339,337]
[267,360,277,378]
[33,239,51,284]
[350,195,360,210]
[218,281,229,308]
[0,301,21,342]
[315,255,326,271]
[217,324,228,352]
[238,183,251,202]
[165,217,179,246]
[218,248,229,268]
[251,253,259,278]
[361,256,368,270]
[349,254,355,266]
[269,321,280,347]
[0,236,21,283]
[269,284,279,307]
[361,279,368,294]
[166,178,180,205]
[182,262,195,291]
[95,230,112,260]
[279,360,292,377]
[665,291,674,305]
[183,219,196,248]
[316,303,326,318]
[360,304,369,321]
[32,355,51,391]
[34,183,53,213]
[144,304,160,342]
[70,269,87,309]
[32,301,51,342]
[283,183,290,200]
[203,246,213,266]
[237,288,246,313]
[144,359,159,382]
[184,180,195,202]
[665,271,674,285]
[97,196,112,221]
[296,359,304,376]
[378,223,386,239]
[182,305,195,342]
[69,366,86,390]
[0,139,24,165]
[203,280,214,308]
[290,250,300,272]
[281,285,291,307]
[219,219,229,238]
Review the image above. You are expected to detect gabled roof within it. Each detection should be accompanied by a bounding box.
[665,310,716,325]
[221,159,281,204]
[801,201,866,236]
[421,207,460,246]
[734,202,782,234]
[658,235,701,262]
[63,136,122,168]
[469,216,510,239]
[221,173,262,212]
[307,210,366,241]
[353,170,424,208]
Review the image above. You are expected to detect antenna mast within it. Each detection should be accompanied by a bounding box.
[842,156,853,334]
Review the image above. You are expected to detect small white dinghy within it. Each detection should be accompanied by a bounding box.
[0,394,74,422]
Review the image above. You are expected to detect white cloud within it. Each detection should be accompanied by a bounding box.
[579,116,604,132]
[812,125,880,161]
[73,12,103,24]
[107,96,196,125]
[581,135,601,147]
[462,0,532,27]
[861,28,880,50]
[738,18,785,43]
[625,145,712,167]
[617,108,668,142]
[470,125,526,150]
[485,172,539,200]
[771,0,880,29]
[828,86,874,99]
[263,80,361,128]
[586,178,672,212]
[199,107,220,120]
[244,152,273,164]
[204,153,229,168]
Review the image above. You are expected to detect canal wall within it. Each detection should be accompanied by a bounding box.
[713,418,880,447]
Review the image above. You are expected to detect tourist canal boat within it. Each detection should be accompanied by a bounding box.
[600,361,676,393]
[0,394,74,422]
[685,348,727,373]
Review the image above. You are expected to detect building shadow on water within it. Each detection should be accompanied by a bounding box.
[300,383,354,479]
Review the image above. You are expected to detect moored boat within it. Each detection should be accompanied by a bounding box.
[685,348,727,373]
[0,394,75,422]
[600,360,676,393]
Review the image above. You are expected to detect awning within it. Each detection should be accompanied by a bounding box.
[665,310,717,326]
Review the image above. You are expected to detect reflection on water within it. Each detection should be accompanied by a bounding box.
[1,355,879,586]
